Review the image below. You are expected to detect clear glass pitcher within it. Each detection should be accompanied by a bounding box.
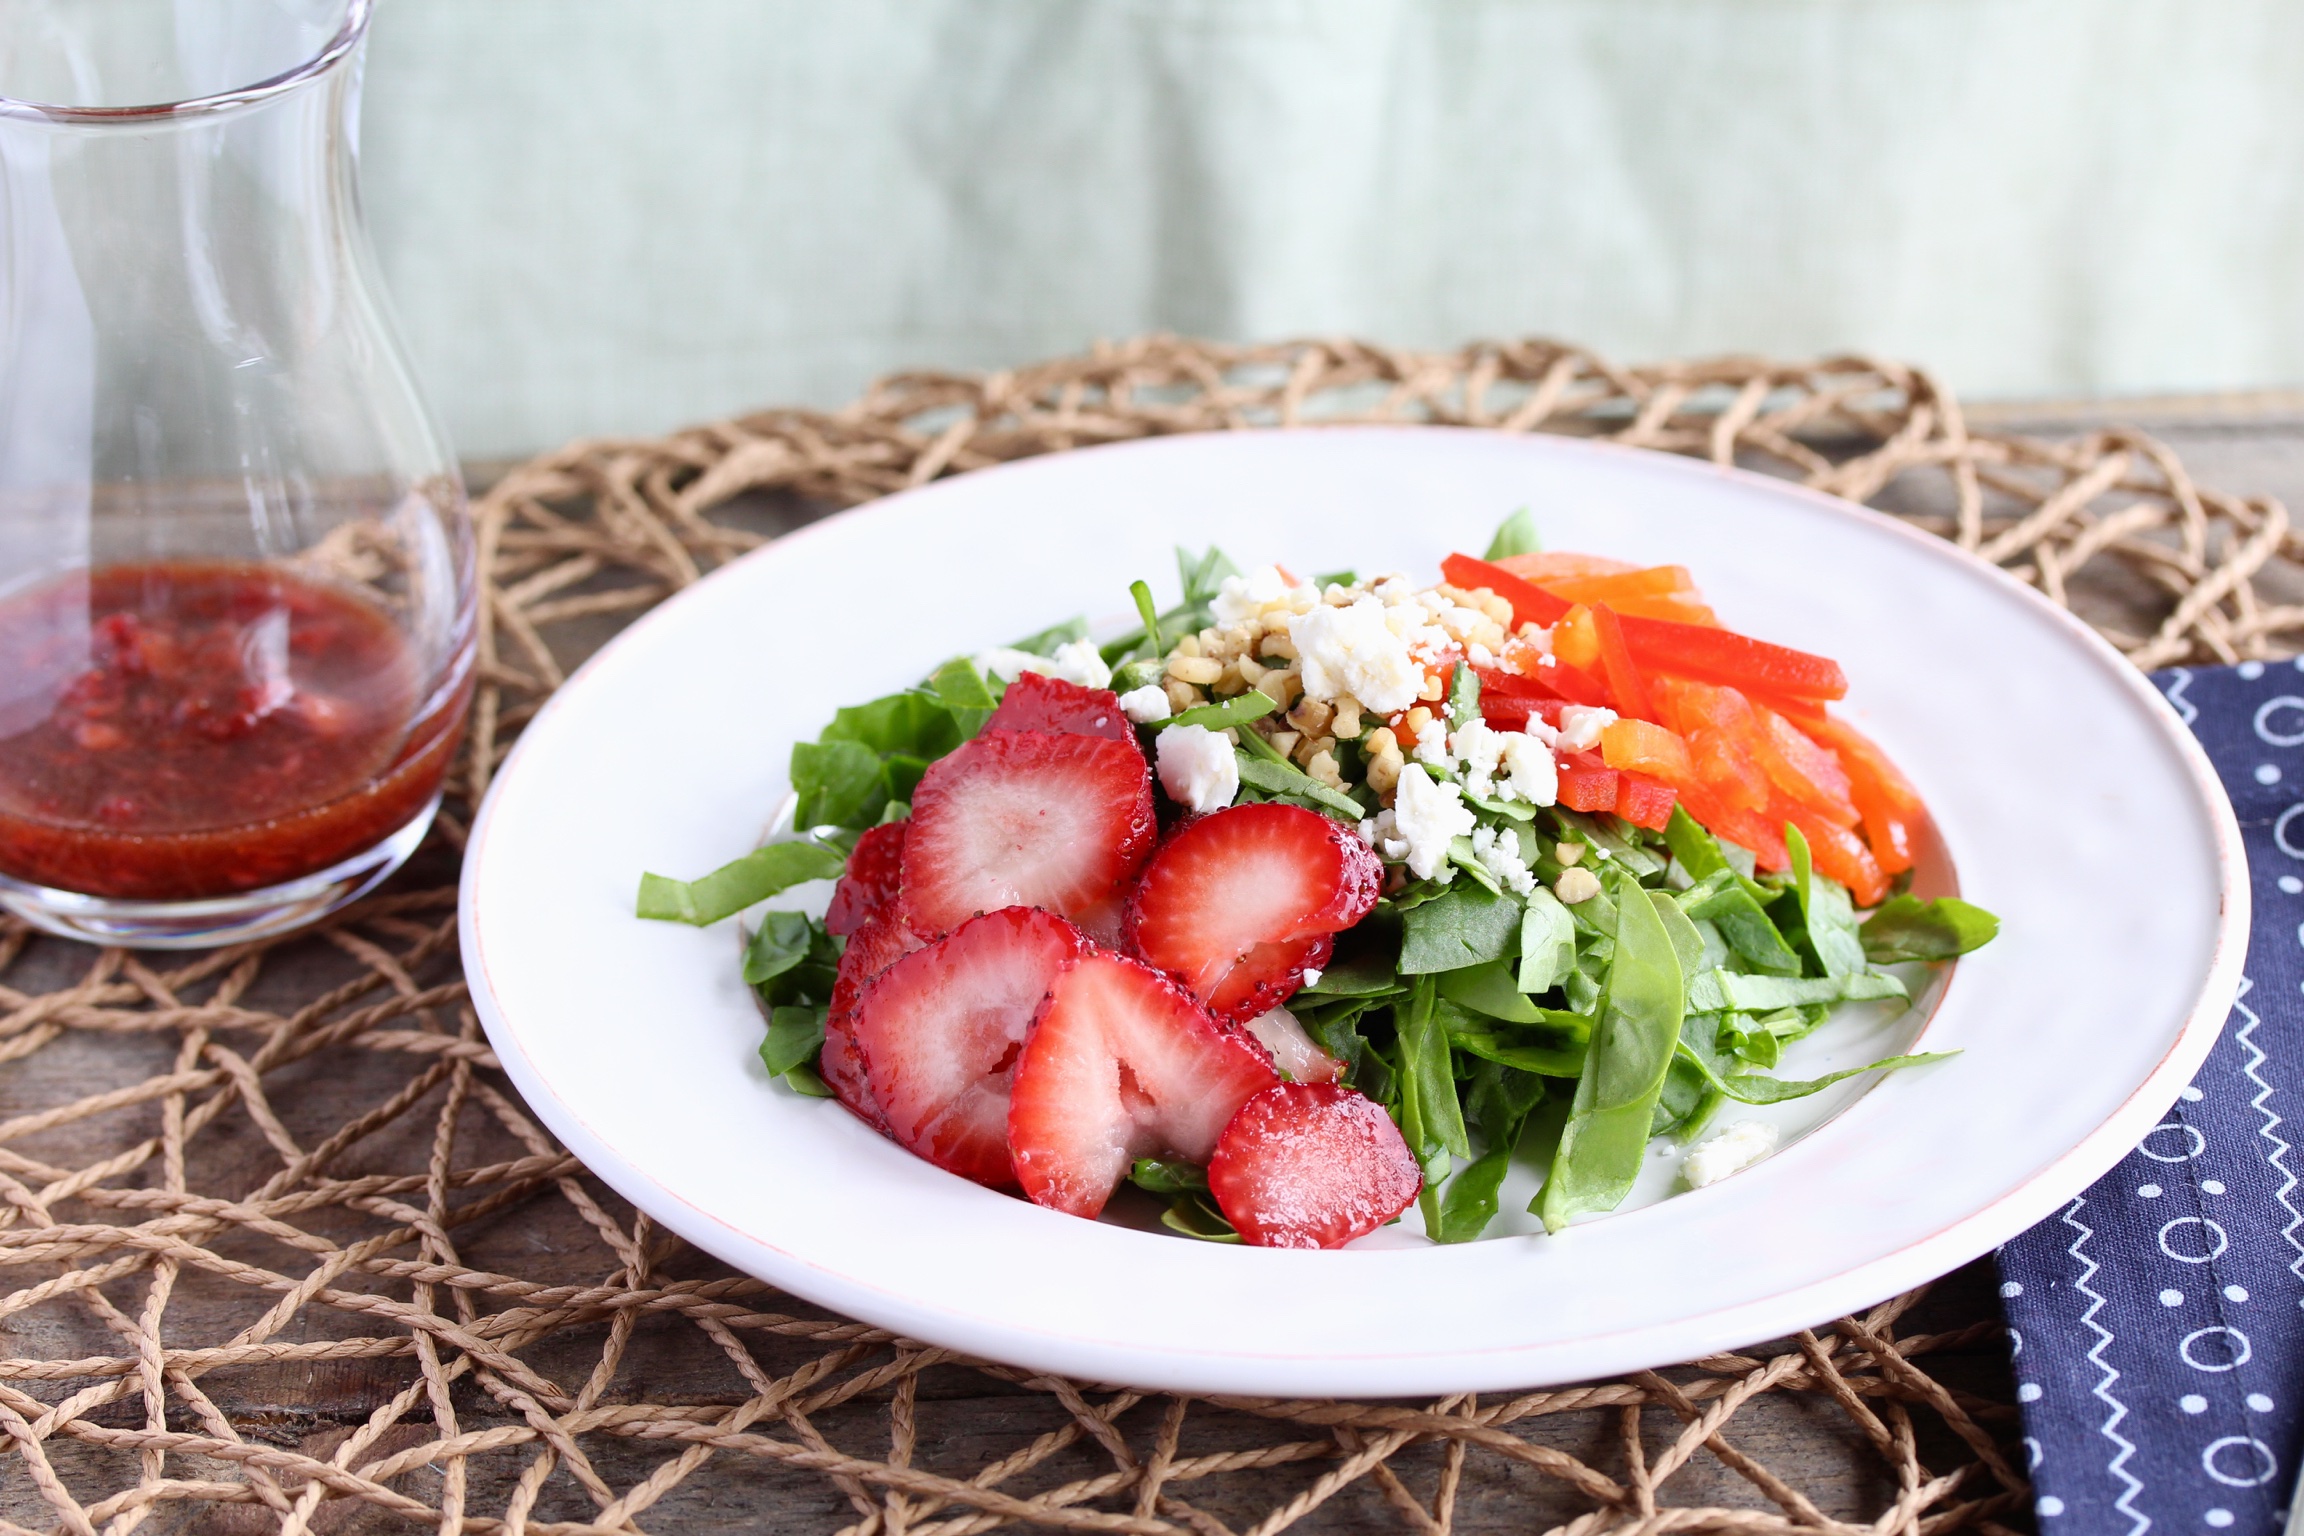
[0,0,475,947]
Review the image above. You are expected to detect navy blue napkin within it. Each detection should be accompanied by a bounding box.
[1999,663,2303,1533]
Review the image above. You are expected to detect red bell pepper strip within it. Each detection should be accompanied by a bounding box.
[1621,618,1848,701]
[1652,676,1771,813]
[1802,715,1924,876]
[1778,797,1889,907]
[1743,685,1829,725]
[1441,553,1571,627]
[1589,603,1658,722]
[1757,710,1859,828]
[1449,551,1847,700]
[1555,753,1621,813]
[1599,718,1694,783]
[1676,781,1789,871]
[1614,772,1678,831]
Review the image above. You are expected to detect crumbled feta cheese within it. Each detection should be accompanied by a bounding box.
[1154,724,1238,813]
[1499,732,1558,805]
[1301,967,1323,987]
[1392,764,1475,880]
[1118,684,1172,724]
[1681,1120,1782,1188]
[1243,1005,1343,1084]
[1212,565,1308,625]
[1357,810,1411,864]
[1466,642,1496,668]
[1413,724,1455,771]
[976,639,1111,690]
[1450,719,1506,797]
[1470,824,1536,895]
[1555,704,1618,753]
[1289,599,1425,715]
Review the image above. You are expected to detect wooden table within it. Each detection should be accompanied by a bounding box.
[5,400,2291,1533]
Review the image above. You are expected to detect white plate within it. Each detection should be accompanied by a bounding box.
[460,427,2246,1396]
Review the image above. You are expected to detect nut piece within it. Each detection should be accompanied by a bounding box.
[1167,655,1224,686]
[1306,749,1345,788]
[1555,841,1586,866]
[1365,746,1405,795]
[1554,867,1603,905]
[1163,678,1206,713]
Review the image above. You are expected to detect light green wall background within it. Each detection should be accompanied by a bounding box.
[357,0,2304,458]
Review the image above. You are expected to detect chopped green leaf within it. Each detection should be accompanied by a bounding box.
[1447,663,1481,733]
[1398,976,1473,1230]
[1675,1044,1958,1105]
[741,910,815,986]
[1676,868,1803,977]
[759,1005,828,1077]
[1861,895,2001,963]
[1538,867,1687,1232]
[822,691,960,761]
[1684,969,1908,1013]
[1161,1194,1243,1242]
[1005,616,1089,659]
[1129,580,1163,657]
[1399,882,1522,973]
[1439,958,1545,1023]
[1440,1007,1587,1078]
[1517,887,1578,994]
[1171,692,1277,731]
[780,1062,835,1098]
[637,840,848,926]
[791,739,887,830]
[925,657,999,738]
[1234,751,1364,819]
[1129,1158,1209,1196]
[1483,507,1543,561]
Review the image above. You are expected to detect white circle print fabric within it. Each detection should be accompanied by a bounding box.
[1998,662,2304,1535]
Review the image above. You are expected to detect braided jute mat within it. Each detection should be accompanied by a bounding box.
[4,336,2293,1536]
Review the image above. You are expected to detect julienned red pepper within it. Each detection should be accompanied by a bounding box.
[1589,603,1657,722]
[1444,552,1847,701]
[1614,771,1677,830]
[1555,753,1620,814]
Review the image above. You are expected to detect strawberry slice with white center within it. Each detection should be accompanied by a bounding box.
[821,912,924,1131]
[983,672,1133,742]
[849,906,1089,1188]
[1008,951,1278,1218]
[1241,1006,1344,1084]
[1207,1083,1422,1249]
[1123,803,1383,1022]
[902,729,1155,938]
[824,820,908,937]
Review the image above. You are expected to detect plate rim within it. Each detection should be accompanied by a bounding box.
[459,423,2249,1393]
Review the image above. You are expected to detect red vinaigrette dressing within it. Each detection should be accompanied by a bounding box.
[0,563,470,900]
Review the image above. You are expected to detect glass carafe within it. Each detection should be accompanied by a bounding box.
[0,0,475,947]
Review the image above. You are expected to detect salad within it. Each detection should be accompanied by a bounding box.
[638,510,1998,1249]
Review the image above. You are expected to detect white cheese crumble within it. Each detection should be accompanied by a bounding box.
[1289,599,1426,715]
[1391,764,1475,879]
[1499,732,1558,805]
[1470,824,1536,895]
[1555,704,1618,753]
[1681,1120,1781,1188]
[1154,724,1237,814]
[976,638,1112,690]
[1357,809,1410,864]
[1117,684,1172,724]
[1212,565,1313,625]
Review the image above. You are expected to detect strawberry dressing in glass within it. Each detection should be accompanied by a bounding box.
[0,563,468,900]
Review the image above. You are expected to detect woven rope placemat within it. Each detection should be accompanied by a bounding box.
[3,337,2289,1536]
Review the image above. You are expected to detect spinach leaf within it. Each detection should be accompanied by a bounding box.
[781,1062,835,1098]
[759,1005,828,1077]
[924,657,999,739]
[1483,507,1543,560]
[1549,807,1664,878]
[1298,1001,1398,1106]
[636,840,849,926]
[1172,693,1277,731]
[1129,1158,1208,1196]
[791,739,888,829]
[1234,752,1364,820]
[1677,868,1804,977]
[1518,887,1578,994]
[1397,976,1472,1229]
[741,909,816,986]
[1400,882,1523,974]
[1537,868,1687,1232]
[1161,1194,1243,1242]
[1446,836,1505,895]
[823,691,960,761]
[1440,959,1544,1023]
[1433,1124,1519,1243]
[1664,805,1773,903]
[1675,1044,1957,1105]
[1130,579,1165,656]
[1440,1007,1587,1078]
[1179,544,1243,606]
[1648,889,1709,983]
[1447,663,1481,732]
[1684,969,1907,1013]
[1004,616,1090,658]
[1861,895,2001,962]
[1798,866,1868,978]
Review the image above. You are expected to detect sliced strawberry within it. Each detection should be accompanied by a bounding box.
[1008,951,1278,1218]
[824,820,908,937]
[849,907,1089,1188]
[983,671,1134,742]
[1123,804,1380,1023]
[1207,1083,1422,1249]
[902,729,1156,937]
[821,912,924,1130]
